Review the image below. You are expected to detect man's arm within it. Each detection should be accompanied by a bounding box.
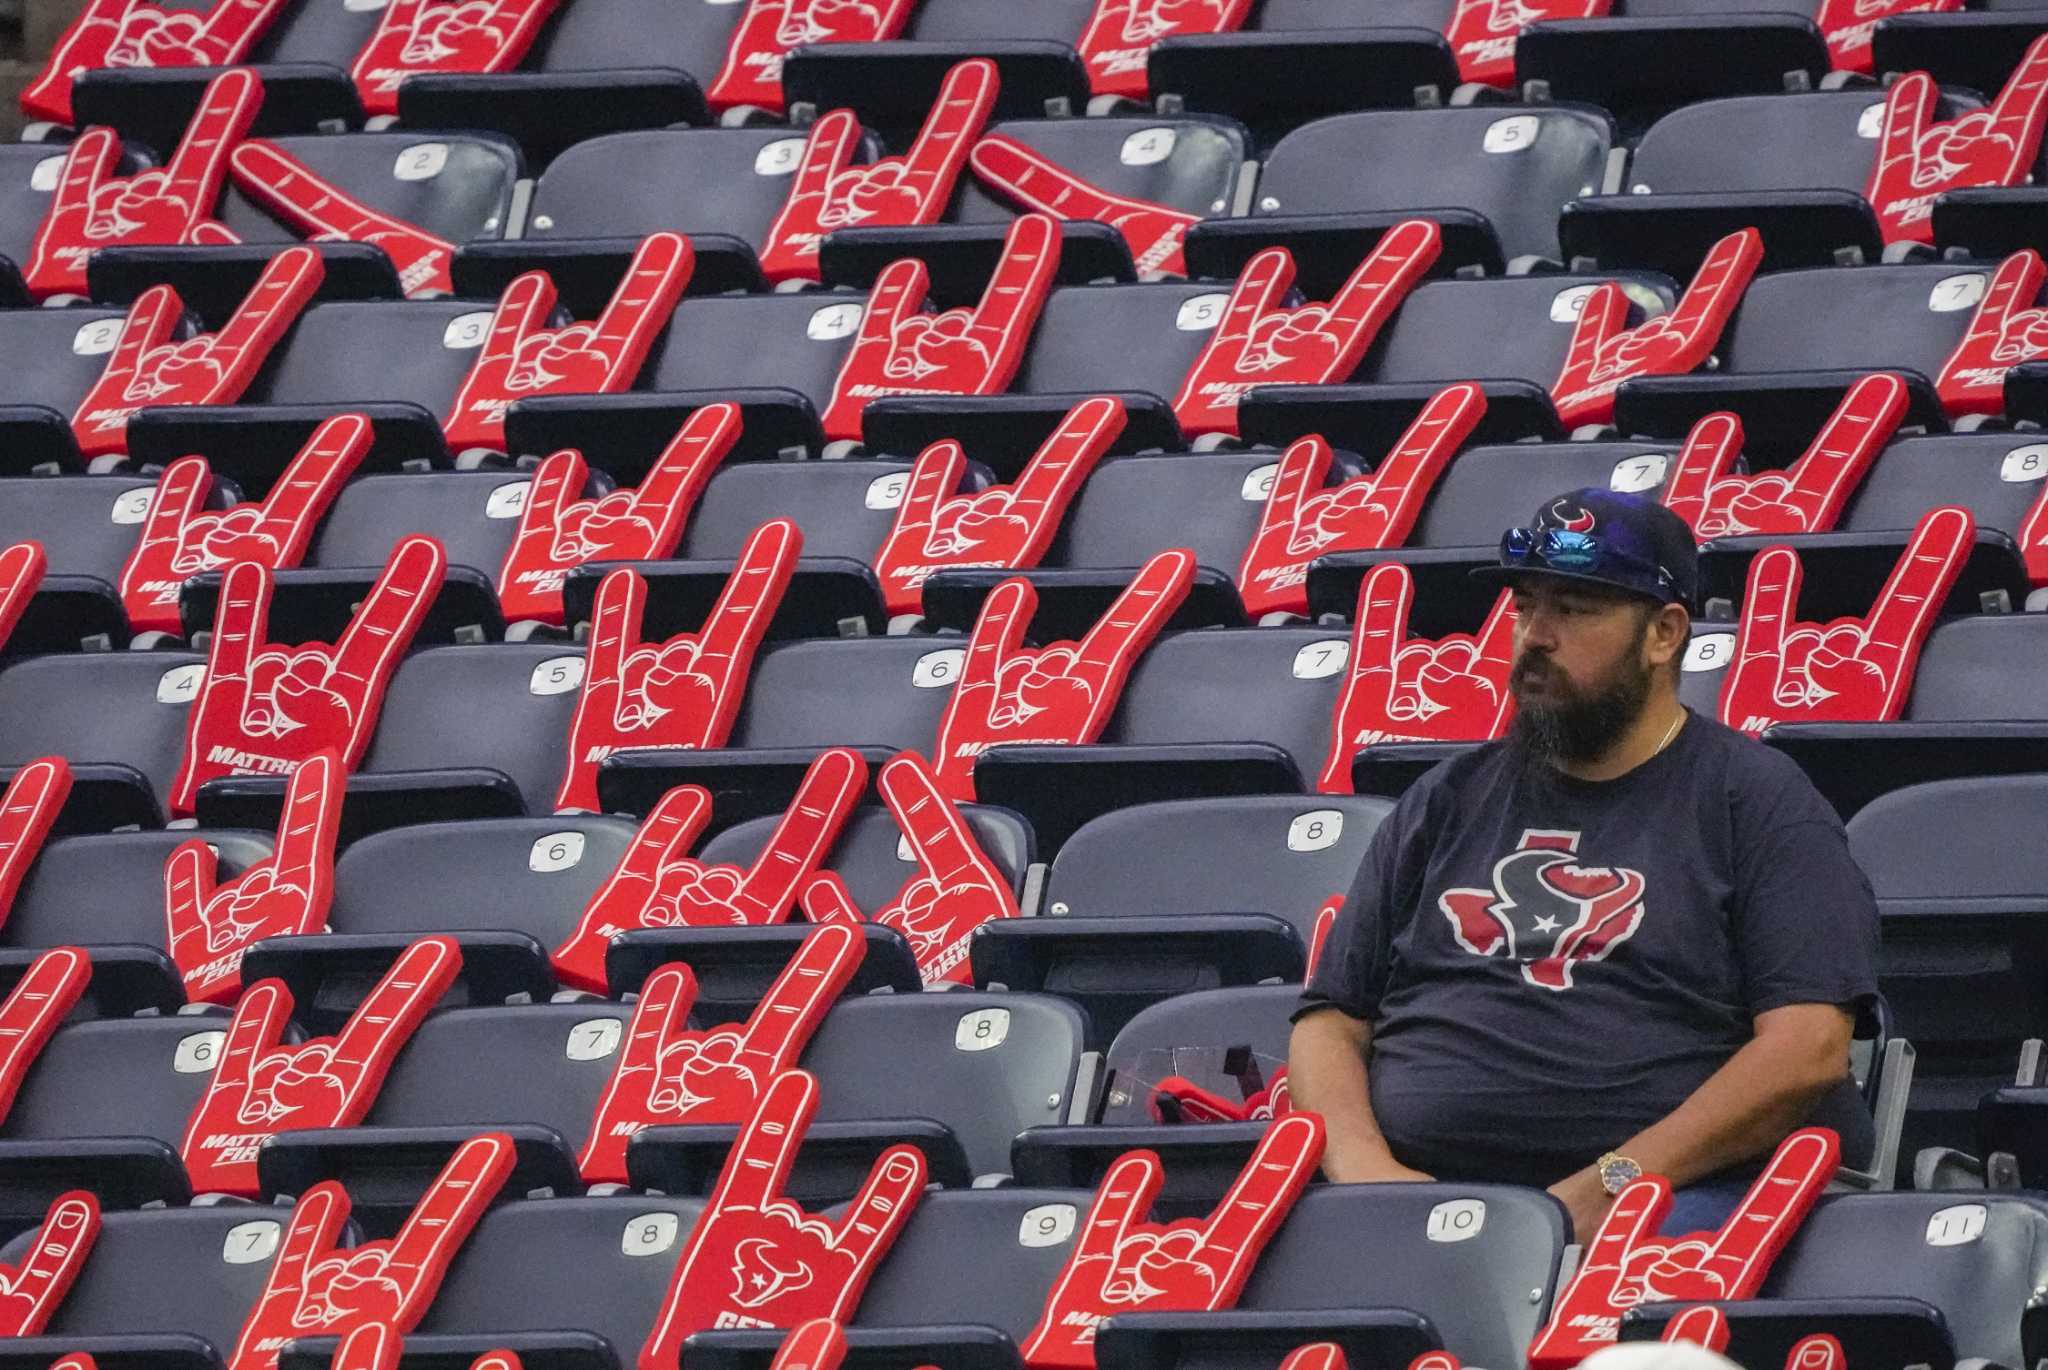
[1547,1001,1855,1240]
[1289,1006,1434,1183]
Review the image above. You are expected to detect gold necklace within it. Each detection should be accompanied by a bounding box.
[1652,711,1685,757]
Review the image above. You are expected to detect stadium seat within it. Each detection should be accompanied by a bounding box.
[0,472,193,614]
[1714,261,1988,399]
[3,825,269,997]
[0,307,143,453]
[523,125,876,252]
[1253,106,1613,267]
[905,0,1093,44]
[700,801,1031,912]
[0,1201,323,1361]
[216,132,522,258]
[636,289,871,446]
[1049,448,1365,590]
[676,459,984,566]
[347,1193,708,1368]
[1622,1192,2048,1370]
[1093,983,1300,1126]
[1013,280,1235,407]
[356,642,589,814]
[1840,432,2048,586]
[1850,772,2048,1177]
[307,469,577,593]
[0,649,204,825]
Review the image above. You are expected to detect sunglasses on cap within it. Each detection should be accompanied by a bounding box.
[1498,527,1679,597]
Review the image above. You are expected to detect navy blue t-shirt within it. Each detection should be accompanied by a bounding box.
[1299,712,1879,1187]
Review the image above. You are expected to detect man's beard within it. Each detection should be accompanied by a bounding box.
[1507,638,1654,766]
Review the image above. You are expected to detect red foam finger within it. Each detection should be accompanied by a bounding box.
[0,757,72,929]
[631,402,741,529]
[229,141,456,296]
[1279,1346,1348,1370]
[380,1131,516,1278]
[822,1142,927,1287]
[1860,504,1975,659]
[707,0,914,112]
[1073,547,1195,685]
[550,785,716,988]
[333,1320,400,1370]
[900,59,999,191]
[24,126,121,296]
[798,872,866,927]
[737,925,864,1064]
[1661,1304,1731,1352]
[1938,249,2048,415]
[771,1318,848,1370]
[692,517,803,703]
[735,747,867,920]
[258,413,375,553]
[0,947,90,1125]
[203,246,326,382]
[0,542,47,653]
[163,68,262,202]
[1674,1129,1839,1302]
[1661,411,1745,533]
[0,1190,99,1335]
[1787,1334,1846,1370]
[329,534,447,691]
[706,1067,818,1212]
[121,454,215,632]
[1191,1112,1324,1259]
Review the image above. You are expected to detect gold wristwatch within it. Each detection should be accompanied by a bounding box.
[1597,1151,1644,1196]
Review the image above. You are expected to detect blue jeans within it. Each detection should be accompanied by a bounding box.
[1659,1177,1756,1235]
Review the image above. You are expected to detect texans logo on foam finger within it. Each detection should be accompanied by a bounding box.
[226,141,457,296]
[759,59,996,284]
[180,938,459,1195]
[1866,34,2048,243]
[1527,1129,1839,1368]
[554,519,801,812]
[1661,373,1907,539]
[227,1132,515,1370]
[25,68,258,298]
[1816,0,1962,75]
[169,535,446,816]
[707,0,916,112]
[71,245,325,459]
[874,396,1125,617]
[550,749,867,991]
[1020,1113,1324,1368]
[442,233,693,452]
[1318,564,1515,793]
[931,548,1195,802]
[0,1190,100,1336]
[1237,382,1486,618]
[1662,1305,1847,1370]
[498,404,741,626]
[1443,0,1610,87]
[0,541,47,653]
[800,751,1022,986]
[1075,0,1250,99]
[118,414,373,635]
[165,750,343,1003]
[1937,249,2048,417]
[1174,223,1441,438]
[821,213,1061,442]
[0,948,91,1127]
[351,0,560,116]
[578,923,864,1183]
[21,0,282,125]
[1719,504,1974,736]
[1550,229,1762,429]
[637,1070,927,1353]
[969,135,1201,278]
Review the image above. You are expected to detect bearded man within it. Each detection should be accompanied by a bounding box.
[1289,489,1878,1241]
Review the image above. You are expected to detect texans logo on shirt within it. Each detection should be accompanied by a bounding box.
[1437,829,1646,991]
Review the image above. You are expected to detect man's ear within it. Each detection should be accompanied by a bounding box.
[1647,604,1690,672]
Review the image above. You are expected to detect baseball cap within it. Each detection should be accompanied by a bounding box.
[1473,488,1698,610]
